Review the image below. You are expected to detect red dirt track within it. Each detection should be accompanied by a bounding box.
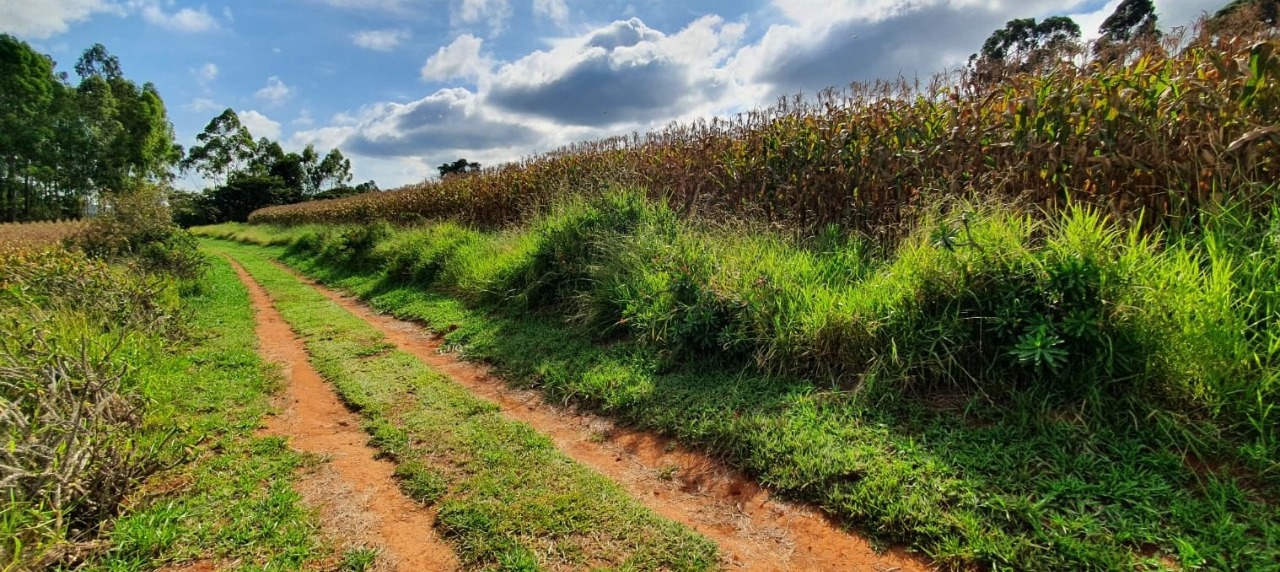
[231,260,459,572]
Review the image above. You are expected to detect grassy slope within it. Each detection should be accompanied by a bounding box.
[209,240,718,572]
[196,197,1280,571]
[65,254,328,571]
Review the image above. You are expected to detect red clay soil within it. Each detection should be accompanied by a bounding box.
[281,262,933,572]
[230,260,459,572]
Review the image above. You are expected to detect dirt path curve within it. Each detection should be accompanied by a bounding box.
[230,260,460,572]
[279,262,932,572]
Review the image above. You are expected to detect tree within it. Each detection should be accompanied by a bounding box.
[970,16,1082,83]
[0,38,177,221]
[1095,0,1161,62]
[182,108,255,186]
[0,35,60,220]
[1213,0,1279,27]
[203,174,295,223]
[438,158,481,178]
[73,43,121,81]
[311,148,353,194]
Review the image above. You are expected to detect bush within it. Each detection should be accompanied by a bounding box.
[69,186,205,279]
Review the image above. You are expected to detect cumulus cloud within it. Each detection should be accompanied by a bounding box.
[533,0,569,25]
[239,110,282,140]
[421,34,492,81]
[0,0,114,39]
[136,1,218,33]
[293,109,315,127]
[255,76,293,105]
[485,16,744,126]
[453,0,511,35]
[341,88,540,158]
[352,28,411,51]
[186,98,222,113]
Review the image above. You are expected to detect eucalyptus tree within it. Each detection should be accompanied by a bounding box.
[1095,0,1161,62]
[181,108,256,186]
[969,16,1083,84]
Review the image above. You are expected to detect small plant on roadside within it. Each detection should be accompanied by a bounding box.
[339,547,379,572]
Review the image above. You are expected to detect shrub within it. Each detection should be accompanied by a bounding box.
[69,186,205,279]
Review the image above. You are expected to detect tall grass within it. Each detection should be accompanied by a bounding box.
[253,33,1280,237]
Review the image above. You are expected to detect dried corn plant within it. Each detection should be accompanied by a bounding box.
[0,316,156,569]
[251,32,1280,238]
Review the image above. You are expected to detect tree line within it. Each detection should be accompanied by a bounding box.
[0,36,373,226]
[969,0,1278,83]
[171,108,375,226]
[0,36,179,221]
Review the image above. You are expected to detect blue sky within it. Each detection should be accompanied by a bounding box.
[4,0,1223,190]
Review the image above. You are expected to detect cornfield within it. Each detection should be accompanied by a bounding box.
[0,221,87,254]
[251,33,1280,234]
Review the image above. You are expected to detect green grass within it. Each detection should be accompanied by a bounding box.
[207,240,718,571]
[74,254,328,571]
[194,188,1280,571]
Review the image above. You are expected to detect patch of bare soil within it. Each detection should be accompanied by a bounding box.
[230,260,459,572]
[283,263,932,572]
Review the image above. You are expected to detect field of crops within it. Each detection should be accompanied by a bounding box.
[253,33,1280,235]
[0,221,86,253]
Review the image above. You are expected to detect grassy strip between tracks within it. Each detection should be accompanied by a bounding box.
[209,240,718,572]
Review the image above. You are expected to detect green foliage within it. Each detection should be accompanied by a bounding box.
[69,185,204,278]
[181,108,255,186]
[1214,0,1280,27]
[181,109,357,225]
[438,158,481,178]
[970,16,1083,80]
[0,37,179,222]
[0,247,177,568]
[74,255,328,571]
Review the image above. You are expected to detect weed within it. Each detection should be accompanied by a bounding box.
[339,547,379,572]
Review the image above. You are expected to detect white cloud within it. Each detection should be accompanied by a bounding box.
[239,110,282,140]
[293,109,315,127]
[222,6,234,22]
[352,28,411,51]
[421,34,493,81]
[484,16,744,126]
[137,2,218,33]
[309,0,410,11]
[532,0,568,25]
[192,62,218,85]
[453,0,511,35]
[255,76,293,105]
[186,98,223,113]
[0,0,114,39]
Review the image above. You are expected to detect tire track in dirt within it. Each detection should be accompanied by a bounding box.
[230,259,459,572]
[277,261,932,572]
